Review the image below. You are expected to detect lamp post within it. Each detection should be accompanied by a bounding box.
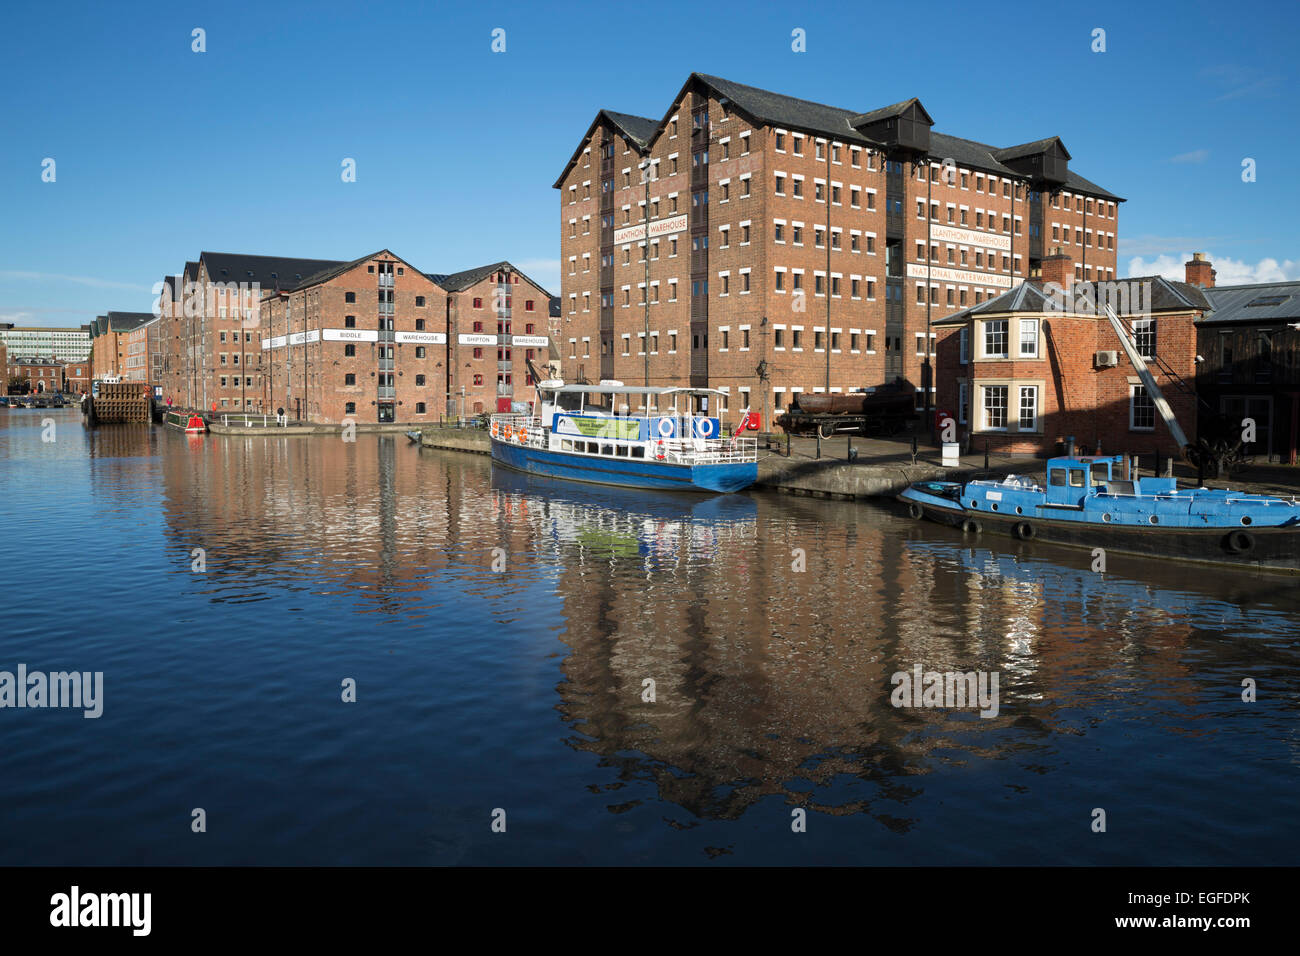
[639,158,652,395]
[825,171,831,396]
[923,152,934,442]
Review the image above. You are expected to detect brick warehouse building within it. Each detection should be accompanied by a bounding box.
[554,72,1121,426]
[159,253,345,413]
[932,249,1208,457]
[256,252,552,424]
[424,261,555,416]
[90,311,153,379]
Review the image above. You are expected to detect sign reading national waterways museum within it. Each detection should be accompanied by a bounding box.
[613,214,689,246]
[905,263,1013,289]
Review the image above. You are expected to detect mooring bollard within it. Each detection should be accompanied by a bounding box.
[786,432,791,458]
[984,440,990,470]
[911,434,918,466]
[816,433,821,460]
[847,435,852,460]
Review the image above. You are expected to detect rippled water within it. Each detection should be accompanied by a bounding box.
[1,409,1297,865]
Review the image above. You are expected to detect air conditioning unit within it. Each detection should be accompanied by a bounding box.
[1095,350,1119,368]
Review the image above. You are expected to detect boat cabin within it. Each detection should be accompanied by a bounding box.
[1044,454,1178,506]
[534,380,733,444]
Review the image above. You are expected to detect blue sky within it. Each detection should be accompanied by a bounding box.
[1,0,1295,328]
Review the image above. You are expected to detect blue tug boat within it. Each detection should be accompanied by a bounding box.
[899,454,1300,573]
[490,378,759,494]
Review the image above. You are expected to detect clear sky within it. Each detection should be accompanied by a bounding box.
[1,0,1296,329]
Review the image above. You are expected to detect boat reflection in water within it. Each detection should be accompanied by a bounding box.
[489,467,758,570]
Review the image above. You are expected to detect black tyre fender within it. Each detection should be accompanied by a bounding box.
[1013,521,1036,541]
[907,502,923,520]
[1226,530,1255,554]
[961,518,981,535]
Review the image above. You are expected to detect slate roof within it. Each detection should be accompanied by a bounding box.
[933,277,1210,325]
[848,97,933,129]
[554,72,1122,201]
[995,136,1072,162]
[424,260,553,297]
[105,311,155,332]
[199,252,345,293]
[1198,281,1300,325]
[602,110,659,150]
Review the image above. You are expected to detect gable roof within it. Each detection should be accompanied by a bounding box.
[1199,280,1300,325]
[104,311,155,332]
[552,109,659,187]
[554,72,1123,201]
[933,277,1210,325]
[199,251,346,294]
[848,96,934,129]
[424,260,553,297]
[995,136,1072,162]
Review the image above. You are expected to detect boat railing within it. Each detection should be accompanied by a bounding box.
[657,436,757,465]
[490,414,544,448]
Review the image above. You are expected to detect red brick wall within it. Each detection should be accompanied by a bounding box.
[938,305,1198,457]
[260,253,449,424]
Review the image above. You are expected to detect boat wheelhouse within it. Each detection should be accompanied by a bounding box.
[489,379,759,493]
[899,454,1300,572]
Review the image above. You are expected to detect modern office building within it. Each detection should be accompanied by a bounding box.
[555,72,1122,426]
[0,324,92,364]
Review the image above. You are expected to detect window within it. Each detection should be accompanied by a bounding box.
[1133,318,1156,358]
[415,296,425,307]
[344,344,355,357]
[345,316,356,328]
[525,300,535,311]
[1018,319,1038,358]
[983,320,1008,358]
[415,374,426,386]
[415,319,425,331]
[345,402,356,414]
[473,297,483,309]
[983,385,1008,430]
[345,292,356,303]
[1130,384,1155,430]
[473,374,483,386]
[473,348,483,359]
[1018,386,1038,431]
[345,373,356,385]
[958,382,969,424]
[959,327,969,364]
[415,347,426,358]
[416,402,426,414]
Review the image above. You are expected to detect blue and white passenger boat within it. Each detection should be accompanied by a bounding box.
[899,454,1300,572]
[490,379,759,493]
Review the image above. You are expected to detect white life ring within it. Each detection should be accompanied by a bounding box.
[695,418,715,438]
[656,417,676,438]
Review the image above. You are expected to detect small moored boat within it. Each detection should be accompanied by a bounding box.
[899,454,1300,572]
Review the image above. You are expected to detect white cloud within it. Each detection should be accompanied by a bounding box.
[1126,253,1300,284]
[1168,149,1209,164]
[0,270,150,292]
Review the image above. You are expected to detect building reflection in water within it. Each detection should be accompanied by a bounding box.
[154,431,1300,826]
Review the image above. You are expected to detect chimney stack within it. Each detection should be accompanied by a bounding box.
[1185,252,1216,288]
[1041,246,1074,291]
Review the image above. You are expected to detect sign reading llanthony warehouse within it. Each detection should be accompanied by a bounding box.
[614,214,689,246]
[906,263,1014,289]
[928,224,1012,253]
